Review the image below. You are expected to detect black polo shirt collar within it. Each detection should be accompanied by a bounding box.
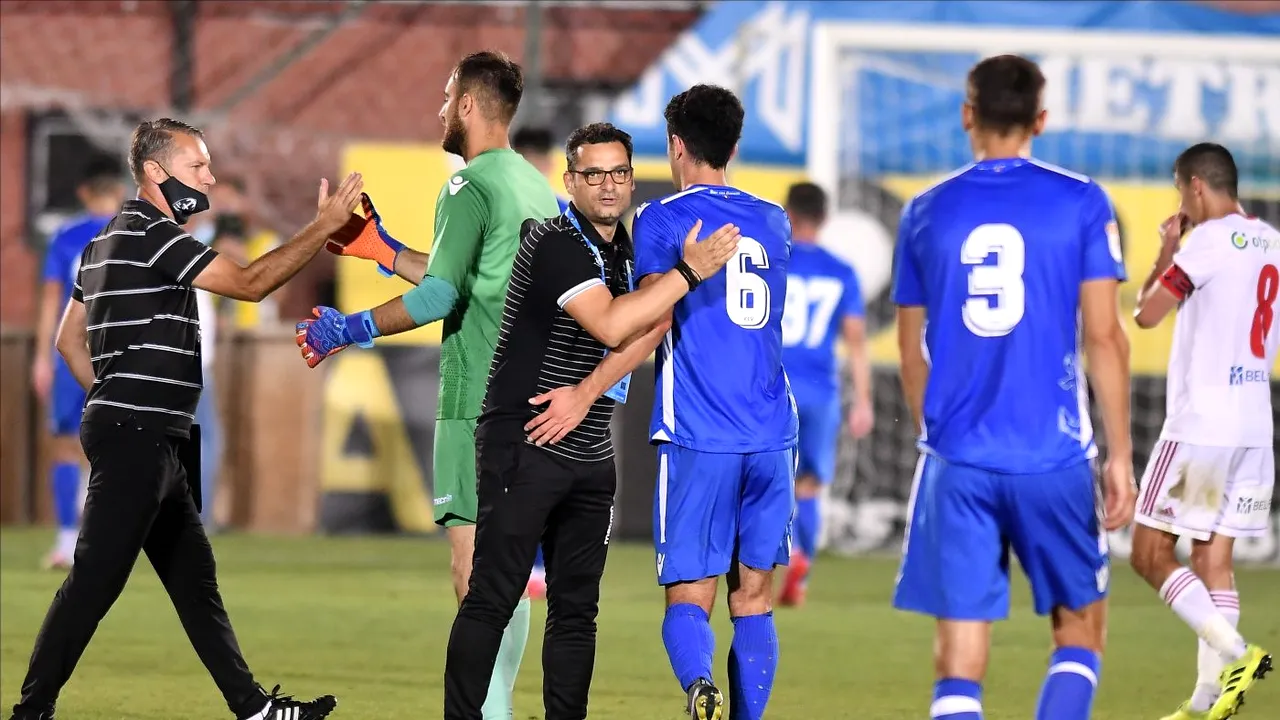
[567,202,630,253]
[123,197,169,221]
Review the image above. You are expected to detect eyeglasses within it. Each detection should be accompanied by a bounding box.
[570,167,633,186]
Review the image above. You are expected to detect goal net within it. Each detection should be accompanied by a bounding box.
[807,22,1280,563]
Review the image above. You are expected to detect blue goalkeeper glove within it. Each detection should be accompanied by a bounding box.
[295,306,380,368]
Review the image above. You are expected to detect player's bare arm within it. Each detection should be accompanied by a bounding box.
[370,296,423,337]
[895,305,928,434]
[53,298,93,391]
[565,220,740,348]
[296,277,459,368]
[31,278,65,401]
[1134,212,1189,329]
[526,299,671,446]
[195,173,364,302]
[842,314,874,437]
[391,248,429,285]
[1080,278,1136,530]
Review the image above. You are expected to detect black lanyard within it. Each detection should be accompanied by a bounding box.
[563,209,633,291]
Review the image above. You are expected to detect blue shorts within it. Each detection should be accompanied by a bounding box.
[795,396,841,485]
[50,361,86,436]
[653,444,796,586]
[893,454,1108,620]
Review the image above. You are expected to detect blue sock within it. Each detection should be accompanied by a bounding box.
[1036,646,1100,720]
[932,678,982,719]
[52,462,80,530]
[662,603,715,692]
[727,613,778,720]
[795,496,819,558]
[533,545,545,571]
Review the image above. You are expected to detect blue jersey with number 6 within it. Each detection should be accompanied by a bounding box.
[891,158,1127,474]
[633,184,798,454]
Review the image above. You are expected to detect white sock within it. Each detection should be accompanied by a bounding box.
[1190,590,1242,711]
[1161,569,1247,662]
[57,528,79,557]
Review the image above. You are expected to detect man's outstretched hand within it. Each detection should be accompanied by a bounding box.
[327,193,406,276]
[315,173,365,235]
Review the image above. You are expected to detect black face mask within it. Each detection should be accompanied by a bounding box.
[157,169,210,225]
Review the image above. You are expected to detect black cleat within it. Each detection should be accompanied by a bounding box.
[240,685,337,720]
[685,678,724,720]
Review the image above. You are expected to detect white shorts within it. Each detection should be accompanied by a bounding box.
[1135,440,1275,541]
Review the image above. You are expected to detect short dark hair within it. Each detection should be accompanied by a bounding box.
[454,50,523,124]
[128,118,203,185]
[664,84,744,170]
[79,155,123,196]
[512,127,554,154]
[1174,142,1238,199]
[785,182,827,223]
[565,123,633,170]
[966,55,1045,135]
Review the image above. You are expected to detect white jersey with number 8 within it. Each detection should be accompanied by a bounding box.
[1158,213,1280,448]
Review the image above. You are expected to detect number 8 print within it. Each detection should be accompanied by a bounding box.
[1251,264,1278,359]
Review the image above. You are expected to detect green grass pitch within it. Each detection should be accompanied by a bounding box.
[1,528,1276,719]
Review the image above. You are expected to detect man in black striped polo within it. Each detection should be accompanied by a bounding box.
[442,122,740,719]
[9,118,363,720]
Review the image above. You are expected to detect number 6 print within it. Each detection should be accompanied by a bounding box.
[726,236,771,329]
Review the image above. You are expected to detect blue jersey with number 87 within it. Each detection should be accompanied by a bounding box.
[634,184,799,454]
[892,158,1127,474]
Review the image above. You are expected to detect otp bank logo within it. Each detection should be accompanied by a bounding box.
[1231,232,1249,250]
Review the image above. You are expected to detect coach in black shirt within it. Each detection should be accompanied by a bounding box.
[9,118,362,720]
[442,123,740,720]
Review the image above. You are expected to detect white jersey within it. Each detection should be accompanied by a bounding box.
[1158,212,1279,448]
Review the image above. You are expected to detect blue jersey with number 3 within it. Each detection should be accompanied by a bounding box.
[891,158,1127,474]
[633,184,798,454]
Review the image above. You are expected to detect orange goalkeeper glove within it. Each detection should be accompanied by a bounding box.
[326,192,406,277]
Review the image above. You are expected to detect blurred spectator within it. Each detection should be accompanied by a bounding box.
[30,156,126,569]
[513,127,571,213]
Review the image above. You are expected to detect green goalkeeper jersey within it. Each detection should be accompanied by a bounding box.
[426,147,561,420]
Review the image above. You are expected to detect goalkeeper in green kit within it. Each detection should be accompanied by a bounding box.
[296,51,560,718]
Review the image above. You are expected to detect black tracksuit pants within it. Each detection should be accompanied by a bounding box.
[11,421,264,719]
[443,438,616,720]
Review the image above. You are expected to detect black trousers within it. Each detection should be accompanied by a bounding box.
[443,438,616,720]
[12,421,263,719]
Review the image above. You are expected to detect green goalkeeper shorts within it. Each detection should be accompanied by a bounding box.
[432,418,478,527]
